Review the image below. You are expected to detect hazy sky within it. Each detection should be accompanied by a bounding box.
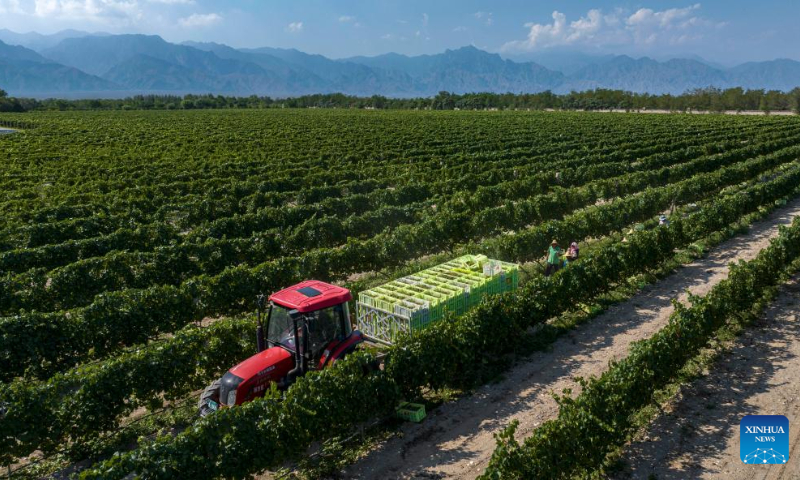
[0,0,797,63]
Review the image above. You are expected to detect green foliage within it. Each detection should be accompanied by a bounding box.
[791,87,800,115]
[0,154,764,377]
[0,317,254,465]
[2,110,800,477]
[4,88,800,113]
[479,219,800,480]
[0,121,800,378]
[79,352,399,480]
[3,132,799,382]
[72,150,800,479]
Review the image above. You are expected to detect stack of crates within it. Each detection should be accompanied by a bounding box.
[356,255,519,344]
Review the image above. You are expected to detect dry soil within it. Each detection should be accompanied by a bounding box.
[341,197,800,480]
[613,275,800,480]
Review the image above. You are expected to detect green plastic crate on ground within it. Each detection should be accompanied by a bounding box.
[396,402,426,423]
[356,254,520,343]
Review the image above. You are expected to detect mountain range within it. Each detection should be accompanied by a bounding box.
[0,29,799,98]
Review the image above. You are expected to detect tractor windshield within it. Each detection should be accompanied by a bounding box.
[267,304,297,352]
[305,305,347,366]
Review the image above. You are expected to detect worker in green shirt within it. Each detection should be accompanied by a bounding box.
[545,239,562,277]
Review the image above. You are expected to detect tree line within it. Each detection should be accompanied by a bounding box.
[1,87,799,113]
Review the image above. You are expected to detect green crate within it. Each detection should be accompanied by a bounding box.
[357,255,520,343]
[396,402,426,423]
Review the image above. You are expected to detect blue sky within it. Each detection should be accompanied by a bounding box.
[0,0,797,63]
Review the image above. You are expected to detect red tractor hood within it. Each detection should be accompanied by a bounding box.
[229,346,295,384]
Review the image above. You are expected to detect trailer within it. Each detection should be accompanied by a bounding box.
[199,255,519,416]
[356,254,519,344]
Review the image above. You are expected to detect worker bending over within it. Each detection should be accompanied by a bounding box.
[564,241,579,265]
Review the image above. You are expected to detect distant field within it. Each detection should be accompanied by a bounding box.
[2,109,800,478]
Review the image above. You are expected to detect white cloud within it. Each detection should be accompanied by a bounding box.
[31,0,142,24]
[421,12,428,27]
[501,4,723,52]
[625,4,719,45]
[286,21,303,33]
[338,15,361,27]
[453,26,467,32]
[381,33,408,41]
[628,4,700,27]
[0,0,199,25]
[474,11,493,26]
[0,0,23,14]
[177,12,221,27]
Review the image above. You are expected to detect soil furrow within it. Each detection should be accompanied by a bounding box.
[613,275,800,480]
[343,197,800,480]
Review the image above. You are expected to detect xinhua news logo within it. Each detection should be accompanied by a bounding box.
[740,415,789,464]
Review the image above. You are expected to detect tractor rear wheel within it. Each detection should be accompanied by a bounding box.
[198,379,221,417]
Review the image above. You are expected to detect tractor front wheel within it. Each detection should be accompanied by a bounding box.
[198,378,221,417]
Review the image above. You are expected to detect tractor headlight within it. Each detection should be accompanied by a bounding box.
[219,371,243,406]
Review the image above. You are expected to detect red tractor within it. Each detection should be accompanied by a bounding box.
[198,280,365,416]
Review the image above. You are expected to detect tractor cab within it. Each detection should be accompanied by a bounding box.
[199,280,364,416]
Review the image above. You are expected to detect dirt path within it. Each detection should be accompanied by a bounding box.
[613,276,800,480]
[588,109,796,116]
[342,197,800,480]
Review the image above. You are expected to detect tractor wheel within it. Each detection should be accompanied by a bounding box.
[198,379,221,417]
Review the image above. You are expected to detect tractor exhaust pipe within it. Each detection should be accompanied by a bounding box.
[256,294,267,353]
[284,316,303,386]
